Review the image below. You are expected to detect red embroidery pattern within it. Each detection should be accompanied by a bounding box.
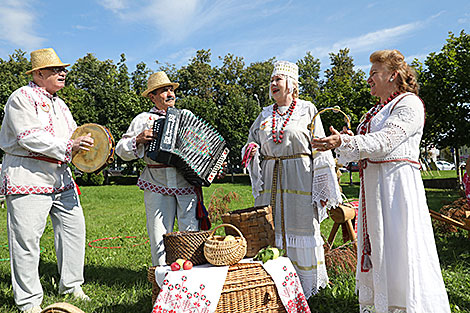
[463,172,470,206]
[132,137,139,158]
[65,140,73,162]
[278,266,311,313]
[21,88,38,114]
[17,128,42,140]
[137,179,196,196]
[1,175,75,195]
[153,276,211,313]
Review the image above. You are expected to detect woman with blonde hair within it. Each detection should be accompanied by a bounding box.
[312,50,450,312]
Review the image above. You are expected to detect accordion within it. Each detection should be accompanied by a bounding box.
[147,107,229,187]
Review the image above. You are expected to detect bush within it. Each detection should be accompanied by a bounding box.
[77,171,105,186]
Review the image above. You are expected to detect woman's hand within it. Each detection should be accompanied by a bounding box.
[72,133,94,152]
[311,126,342,151]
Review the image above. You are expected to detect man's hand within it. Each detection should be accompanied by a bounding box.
[72,133,94,152]
[216,162,228,179]
[136,129,155,145]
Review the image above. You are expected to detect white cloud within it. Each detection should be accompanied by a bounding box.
[73,25,96,31]
[0,1,45,50]
[277,21,423,63]
[99,0,129,12]
[99,0,290,44]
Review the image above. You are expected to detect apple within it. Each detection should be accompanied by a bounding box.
[170,262,180,271]
[223,235,235,242]
[176,258,185,269]
[183,260,193,270]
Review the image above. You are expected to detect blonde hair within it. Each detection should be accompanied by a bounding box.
[369,49,419,95]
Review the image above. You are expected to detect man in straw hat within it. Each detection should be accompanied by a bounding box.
[0,48,92,313]
[116,71,218,266]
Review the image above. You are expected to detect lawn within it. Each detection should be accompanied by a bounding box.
[0,179,468,312]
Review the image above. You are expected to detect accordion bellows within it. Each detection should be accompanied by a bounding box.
[147,107,229,186]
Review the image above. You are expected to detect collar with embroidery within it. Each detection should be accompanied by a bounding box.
[149,106,167,116]
[29,81,58,100]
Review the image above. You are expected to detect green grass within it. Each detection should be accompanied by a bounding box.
[0,181,467,312]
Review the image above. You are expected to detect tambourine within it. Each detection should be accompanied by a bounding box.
[41,302,85,313]
[71,123,115,173]
[308,106,351,138]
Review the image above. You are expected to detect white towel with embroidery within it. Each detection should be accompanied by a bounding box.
[153,264,229,313]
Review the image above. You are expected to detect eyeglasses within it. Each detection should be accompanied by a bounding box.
[46,67,69,74]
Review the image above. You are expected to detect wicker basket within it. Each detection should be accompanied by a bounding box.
[163,230,211,265]
[148,263,286,312]
[221,205,274,257]
[204,224,247,266]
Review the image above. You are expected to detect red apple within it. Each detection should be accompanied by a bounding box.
[170,262,180,271]
[183,260,193,270]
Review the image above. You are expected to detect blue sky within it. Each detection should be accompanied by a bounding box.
[0,0,469,74]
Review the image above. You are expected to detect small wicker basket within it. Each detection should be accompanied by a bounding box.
[221,205,274,257]
[163,230,211,265]
[204,224,247,266]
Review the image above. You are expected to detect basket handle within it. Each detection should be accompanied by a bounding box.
[209,223,244,239]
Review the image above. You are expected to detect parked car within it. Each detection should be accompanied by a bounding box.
[435,160,455,171]
[346,162,359,172]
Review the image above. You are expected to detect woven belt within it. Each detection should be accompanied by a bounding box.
[22,155,63,165]
[147,164,171,169]
[262,153,312,250]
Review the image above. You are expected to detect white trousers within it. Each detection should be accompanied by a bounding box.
[6,188,86,311]
[144,191,199,266]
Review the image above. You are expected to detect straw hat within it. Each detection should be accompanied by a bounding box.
[271,60,299,82]
[142,71,179,98]
[25,48,70,75]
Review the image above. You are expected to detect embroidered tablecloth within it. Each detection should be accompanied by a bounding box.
[152,257,311,313]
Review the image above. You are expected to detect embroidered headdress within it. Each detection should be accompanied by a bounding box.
[269,61,299,99]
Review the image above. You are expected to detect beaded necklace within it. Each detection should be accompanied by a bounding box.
[358,91,400,135]
[272,99,296,144]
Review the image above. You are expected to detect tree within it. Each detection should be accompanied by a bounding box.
[297,52,321,102]
[0,50,30,118]
[317,49,373,135]
[241,59,274,108]
[419,30,470,155]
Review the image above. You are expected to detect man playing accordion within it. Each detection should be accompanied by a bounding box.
[116,71,214,267]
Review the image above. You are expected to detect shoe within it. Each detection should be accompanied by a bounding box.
[23,306,42,313]
[72,288,91,301]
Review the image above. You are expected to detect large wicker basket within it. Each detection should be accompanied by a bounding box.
[221,205,274,257]
[204,224,247,266]
[148,263,286,312]
[163,230,211,265]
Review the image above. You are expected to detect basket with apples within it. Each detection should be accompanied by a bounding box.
[204,224,247,266]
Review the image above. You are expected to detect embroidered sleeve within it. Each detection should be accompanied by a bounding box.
[336,96,424,163]
[244,114,264,198]
[310,105,342,220]
[7,90,73,162]
[115,113,150,161]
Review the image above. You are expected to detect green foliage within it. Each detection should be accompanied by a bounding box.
[1,33,469,169]
[0,50,30,118]
[316,49,374,133]
[78,172,105,186]
[419,30,470,149]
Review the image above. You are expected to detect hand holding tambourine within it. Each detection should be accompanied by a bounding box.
[71,123,115,173]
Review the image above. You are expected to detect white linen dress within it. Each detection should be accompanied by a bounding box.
[243,99,342,298]
[336,93,450,313]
